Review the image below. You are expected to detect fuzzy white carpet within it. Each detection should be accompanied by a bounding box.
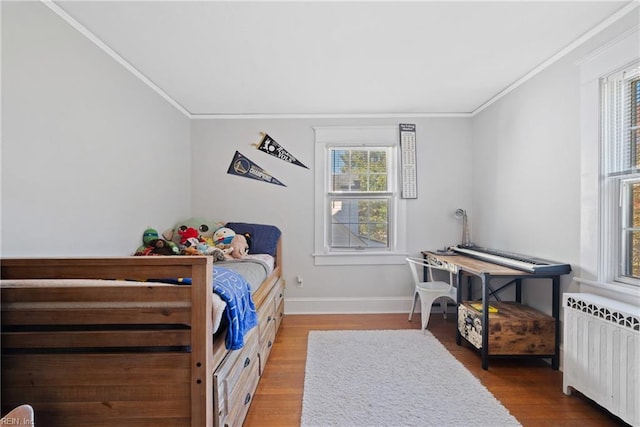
[301,330,521,427]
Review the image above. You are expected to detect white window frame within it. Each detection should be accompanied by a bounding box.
[313,126,407,266]
[601,62,640,287]
[579,26,640,296]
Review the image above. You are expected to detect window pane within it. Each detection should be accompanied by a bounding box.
[366,150,388,192]
[330,148,389,192]
[623,180,640,279]
[604,71,640,175]
[330,198,388,248]
[626,230,640,279]
[633,78,639,169]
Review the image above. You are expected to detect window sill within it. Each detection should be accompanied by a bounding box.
[313,252,408,266]
[574,277,640,299]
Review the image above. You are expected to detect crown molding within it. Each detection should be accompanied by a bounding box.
[41,0,191,118]
[189,112,473,119]
[471,1,640,117]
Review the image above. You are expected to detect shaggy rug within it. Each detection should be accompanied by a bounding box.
[301,330,521,427]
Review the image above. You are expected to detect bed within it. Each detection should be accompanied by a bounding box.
[0,224,284,427]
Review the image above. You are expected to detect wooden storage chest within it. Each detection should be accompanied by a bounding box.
[458,301,555,355]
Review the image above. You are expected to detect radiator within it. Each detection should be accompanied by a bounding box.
[563,292,640,426]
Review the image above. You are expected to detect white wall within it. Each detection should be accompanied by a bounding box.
[1,1,192,256]
[191,117,472,312]
[470,11,639,313]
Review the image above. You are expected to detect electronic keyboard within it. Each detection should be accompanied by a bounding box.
[451,245,572,275]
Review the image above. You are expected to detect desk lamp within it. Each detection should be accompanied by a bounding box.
[454,208,472,247]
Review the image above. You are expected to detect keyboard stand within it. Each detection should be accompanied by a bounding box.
[422,251,564,370]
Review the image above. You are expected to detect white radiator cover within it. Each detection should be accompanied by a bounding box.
[563,292,640,426]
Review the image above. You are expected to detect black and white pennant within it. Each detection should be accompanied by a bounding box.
[255,133,308,169]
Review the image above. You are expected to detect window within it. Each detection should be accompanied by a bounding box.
[329,147,391,249]
[313,126,407,265]
[601,61,640,286]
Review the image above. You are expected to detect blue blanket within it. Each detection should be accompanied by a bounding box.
[213,266,257,350]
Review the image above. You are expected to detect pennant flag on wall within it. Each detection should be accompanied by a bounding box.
[227,151,286,187]
[255,133,308,169]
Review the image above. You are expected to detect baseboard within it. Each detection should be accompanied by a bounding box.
[284,297,457,315]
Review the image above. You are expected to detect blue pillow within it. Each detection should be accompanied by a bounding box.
[225,222,281,256]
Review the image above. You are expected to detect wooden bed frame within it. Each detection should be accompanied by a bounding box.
[0,239,283,426]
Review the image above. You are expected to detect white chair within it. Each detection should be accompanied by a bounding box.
[406,256,457,332]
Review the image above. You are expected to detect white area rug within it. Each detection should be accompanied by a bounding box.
[301,330,521,427]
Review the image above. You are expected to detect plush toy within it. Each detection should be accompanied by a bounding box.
[142,228,159,246]
[178,227,200,246]
[211,227,236,256]
[134,227,180,256]
[176,233,215,257]
[194,239,227,260]
[213,227,236,246]
[163,218,225,246]
[181,240,201,256]
[175,230,226,261]
[198,243,226,261]
[241,232,252,252]
[229,233,250,259]
[161,219,235,261]
[148,238,180,255]
[202,236,216,247]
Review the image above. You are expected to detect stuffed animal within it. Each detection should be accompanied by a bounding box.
[134,227,180,256]
[161,219,238,261]
[163,218,225,246]
[178,227,200,246]
[213,227,236,246]
[195,239,227,260]
[178,231,227,261]
[181,244,201,256]
[181,237,203,254]
[148,238,180,255]
[229,233,250,259]
[142,228,159,246]
[211,227,236,256]
[199,244,226,261]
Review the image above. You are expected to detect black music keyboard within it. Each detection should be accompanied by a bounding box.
[451,245,572,275]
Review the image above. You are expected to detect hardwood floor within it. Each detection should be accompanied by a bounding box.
[245,313,628,427]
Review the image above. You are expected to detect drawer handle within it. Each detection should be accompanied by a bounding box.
[267,315,272,322]
[244,357,251,368]
[279,293,283,298]
[268,340,273,348]
[244,392,252,405]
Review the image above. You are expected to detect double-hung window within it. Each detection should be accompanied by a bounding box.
[328,147,391,249]
[601,61,640,286]
[313,126,407,265]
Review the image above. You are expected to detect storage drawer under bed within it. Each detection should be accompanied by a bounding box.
[214,328,259,426]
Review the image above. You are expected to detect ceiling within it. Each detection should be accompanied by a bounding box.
[50,1,636,118]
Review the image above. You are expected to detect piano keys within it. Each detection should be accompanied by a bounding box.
[451,245,572,275]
